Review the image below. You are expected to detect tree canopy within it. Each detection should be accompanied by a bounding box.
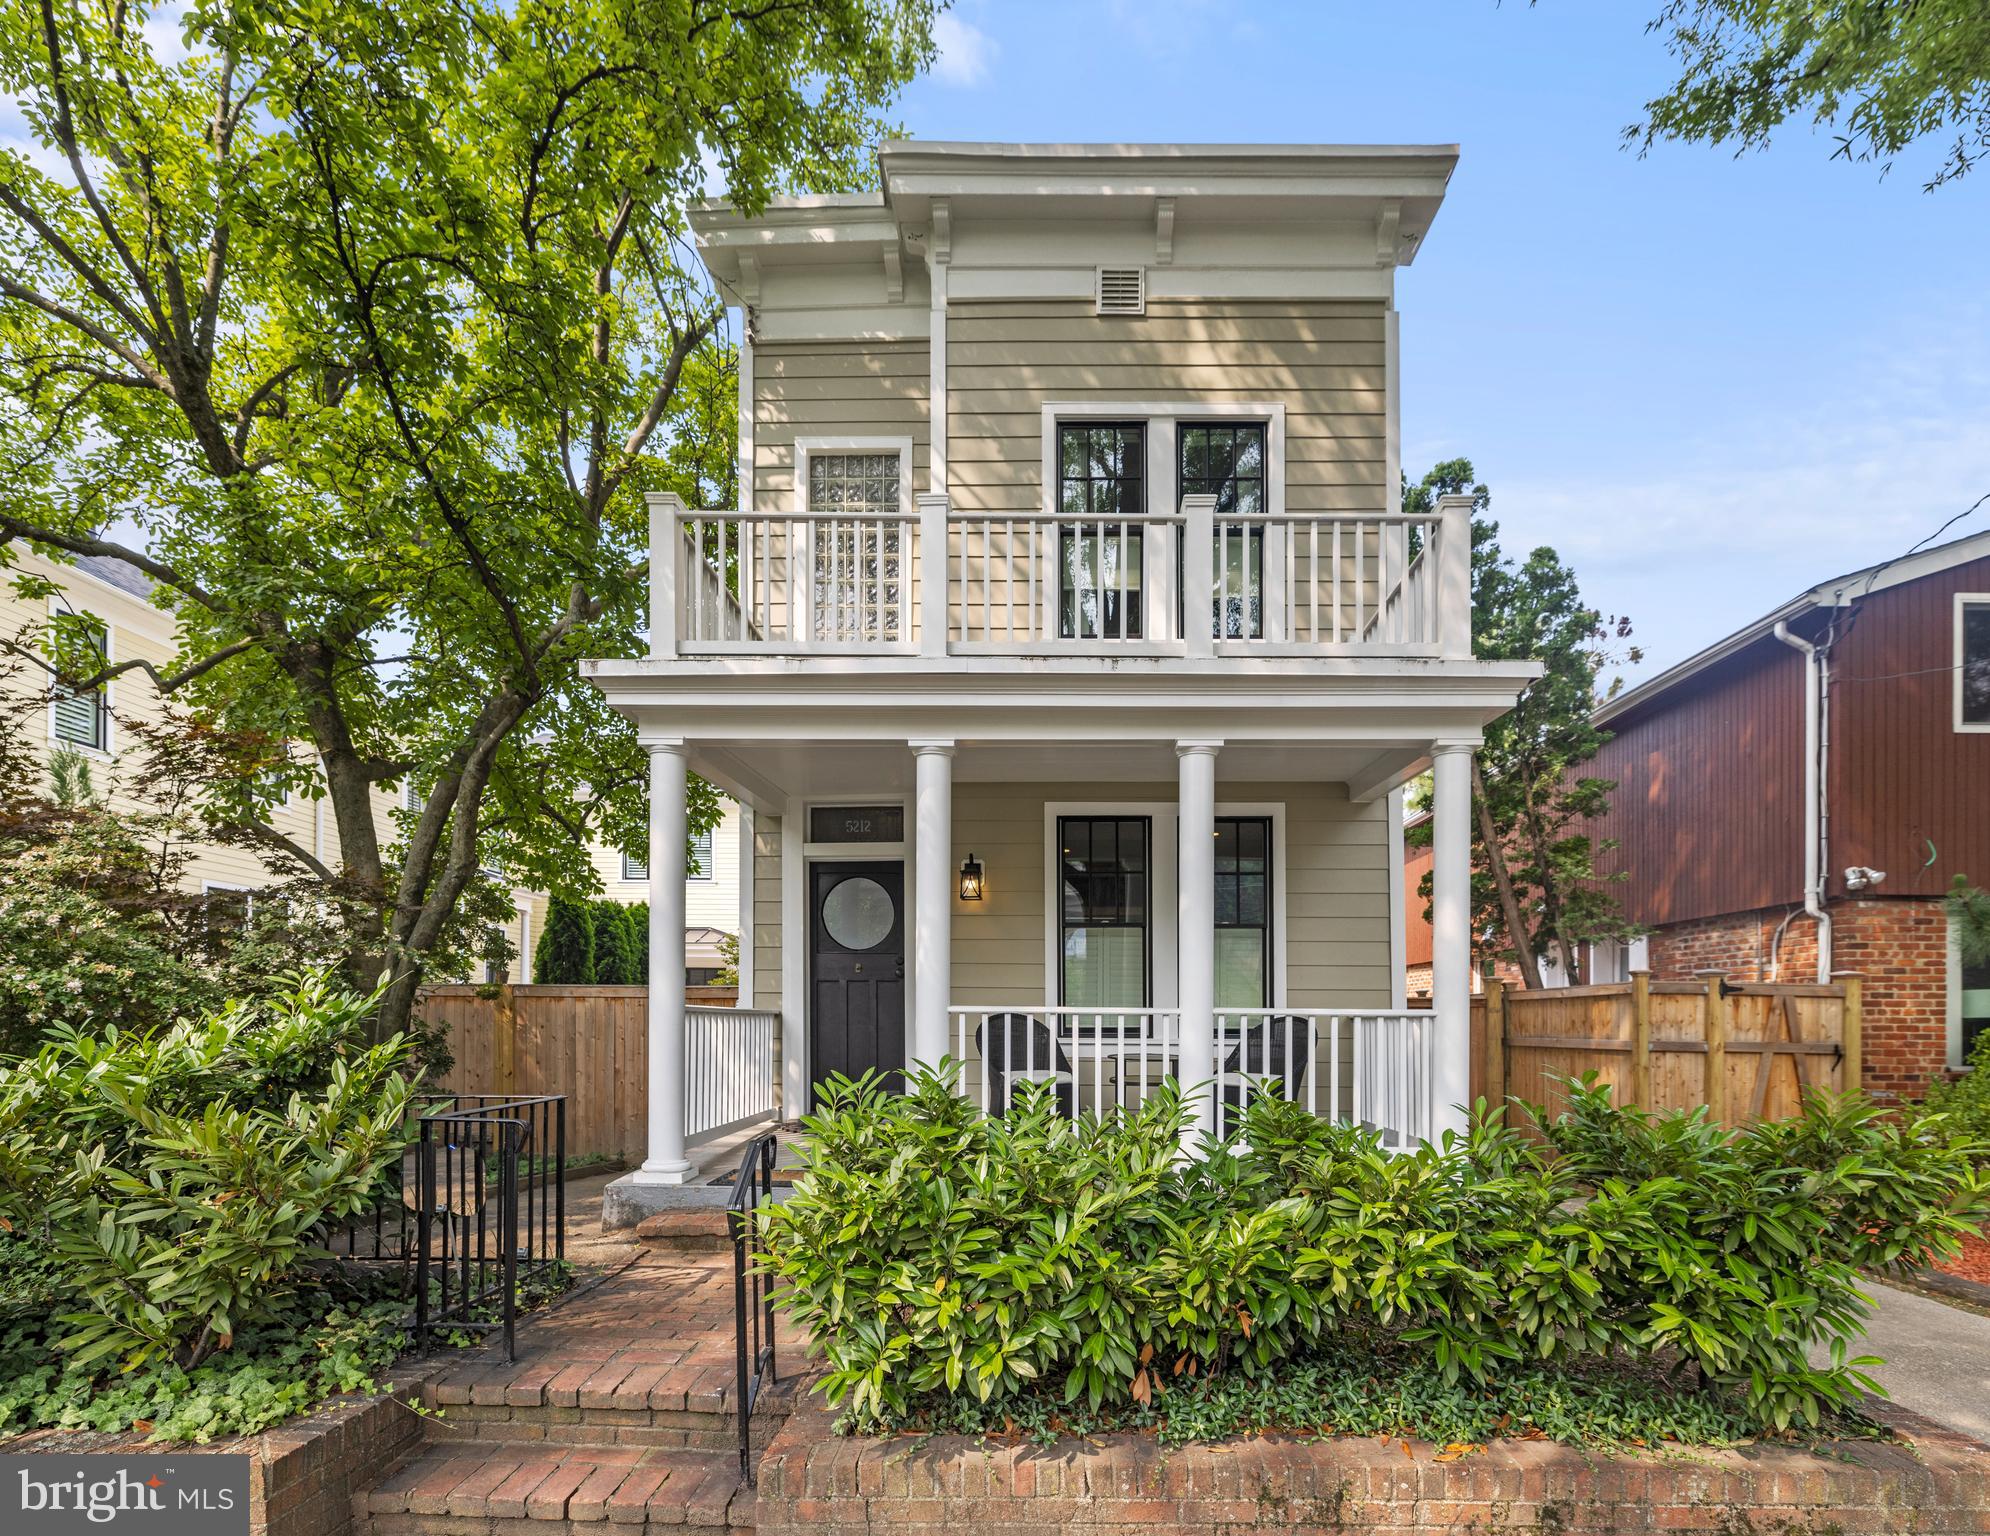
[0,0,937,1031]
[1630,0,1990,188]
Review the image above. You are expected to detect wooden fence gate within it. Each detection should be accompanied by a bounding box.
[1470,973,1862,1128]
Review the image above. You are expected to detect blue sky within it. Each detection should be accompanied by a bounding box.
[907,1,1990,680]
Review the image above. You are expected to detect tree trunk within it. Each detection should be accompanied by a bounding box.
[1472,759,1544,990]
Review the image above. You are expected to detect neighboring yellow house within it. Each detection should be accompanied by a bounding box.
[4,543,743,989]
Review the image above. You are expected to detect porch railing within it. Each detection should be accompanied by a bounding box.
[944,1005,1437,1148]
[650,491,1471,660]
[687,1006,780,1143]
[726,1130,780,1486]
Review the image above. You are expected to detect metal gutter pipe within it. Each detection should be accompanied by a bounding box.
[1773,621,1832,983]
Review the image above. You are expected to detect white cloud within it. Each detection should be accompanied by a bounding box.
[931,14,997,88]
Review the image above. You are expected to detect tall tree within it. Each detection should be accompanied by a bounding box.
[535,897,595,986]
[591,899,639,985]
[0,0,936,1034]
[1407,460,1643,988]
[1628,1,1990,189]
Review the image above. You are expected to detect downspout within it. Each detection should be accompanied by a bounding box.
[1773,621,1832,983]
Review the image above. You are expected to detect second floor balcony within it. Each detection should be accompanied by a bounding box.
[647,490,1473,664]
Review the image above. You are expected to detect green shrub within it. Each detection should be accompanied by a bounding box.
[0,972,418,1371]
[591,901,639,985]
[760,1069,1990,1438]
[628,901,651,983]
[535,897,595,984]
[1920,1029,1990,1155]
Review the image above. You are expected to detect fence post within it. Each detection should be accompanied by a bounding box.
[1483,977,1506,1109]
[494,985,519,1097]
[1630,970,1652,1110]
[1835,972,1864,1095]
[1699,971,1727,1127]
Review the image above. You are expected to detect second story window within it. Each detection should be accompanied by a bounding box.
[1960,597,1990,731]
[622,852,648,882]
[1181,423,1268,639]
[808,452,903,642]
[688,826,714,881]
[51,626,108,752]
[1057,424,1145,640]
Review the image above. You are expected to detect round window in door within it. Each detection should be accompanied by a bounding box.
[821,875,895,950]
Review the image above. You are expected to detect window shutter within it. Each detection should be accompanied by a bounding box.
[1095,267,1145,316]
[52,687,102,750]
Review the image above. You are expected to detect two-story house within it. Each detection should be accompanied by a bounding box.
[585,142,1537,1208]
[1575,530,1990,1103]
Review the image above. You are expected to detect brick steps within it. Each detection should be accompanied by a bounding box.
[358,1442,753,1531]
[634,1209,733,1254]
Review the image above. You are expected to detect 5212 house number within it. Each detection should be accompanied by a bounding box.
[809,806,904,844]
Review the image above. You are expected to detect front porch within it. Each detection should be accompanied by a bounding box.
[586,722,1495,1216]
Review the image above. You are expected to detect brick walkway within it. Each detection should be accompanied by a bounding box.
[357,1252,808,1532]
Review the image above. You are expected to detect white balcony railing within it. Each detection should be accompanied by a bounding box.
[944,1004,1439,1148]
[649,491,1472,661]
[685,1006,779,1142]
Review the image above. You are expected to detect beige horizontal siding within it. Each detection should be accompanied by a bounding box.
[753,814,783,1015]
[752,341,930,510]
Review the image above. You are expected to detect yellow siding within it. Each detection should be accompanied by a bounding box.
[753,814,783,1013]
[752,341,932,509]
[584,799,742,931]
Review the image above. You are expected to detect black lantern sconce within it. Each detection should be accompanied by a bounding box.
[957,853,986,902]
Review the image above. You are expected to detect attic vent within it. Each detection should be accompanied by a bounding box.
[1095,266,1145,316]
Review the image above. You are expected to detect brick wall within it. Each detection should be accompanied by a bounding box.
[756,1397,1990,1535]
[1646,897,1956,1103]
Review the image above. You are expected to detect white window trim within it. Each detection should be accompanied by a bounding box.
[1955,592,1990,733]
[44,596,113,760]
[793,436,916,519]
[688,827,716,883]
[1040,799,1287,1014]
[621,852,649,883]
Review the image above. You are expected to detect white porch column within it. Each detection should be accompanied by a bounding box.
[635,740,694,1184]
[911,740,955,1073]
[1430,741,1475,1142]
[1176,740,1221,1148]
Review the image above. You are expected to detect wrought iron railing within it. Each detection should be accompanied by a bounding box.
[324,1092,566,1361]
[728,1130,780,1485]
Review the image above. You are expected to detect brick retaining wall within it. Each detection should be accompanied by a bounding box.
[754,1397,1990,1534]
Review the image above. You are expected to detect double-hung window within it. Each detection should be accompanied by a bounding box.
[51,625,108,752]
[1058,816,1150,1008]
[688,826,714,881]
[1959,597,1990,730]
[1057,425,1145,640]
[622,853,648,882]
[1180,423,1269,639]
[807,452,903,643]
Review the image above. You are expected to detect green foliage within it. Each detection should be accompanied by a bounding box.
[1629,1,1990,190]
[0,0,934,1035]
[0,972,418,1371]
[628,901,651,984]
[591,900,640,985]
[535,897,595,985]
[762,1069,1989,1439]
[46,747,98,807]
[1404,460,1641,986]
[714,930,740,988]
[1947,875,1990,969]
[1920,1029,1990,1155]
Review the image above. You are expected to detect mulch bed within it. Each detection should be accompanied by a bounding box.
[1935,1230,1990,1286]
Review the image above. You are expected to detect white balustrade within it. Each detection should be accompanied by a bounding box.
[942,1004,1440,1150]
[685,1007,780,1143]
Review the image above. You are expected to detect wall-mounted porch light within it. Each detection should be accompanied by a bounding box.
[957,853,986,902]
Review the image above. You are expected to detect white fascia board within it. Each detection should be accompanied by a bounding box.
[943,264,1393,303]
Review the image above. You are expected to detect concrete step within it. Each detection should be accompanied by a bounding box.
[635,1208,734,1253]
[357,1442,754,1532]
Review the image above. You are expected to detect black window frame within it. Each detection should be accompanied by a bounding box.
[1057,814,1153,1008]
[1213,815,1273,1007]
[1177,420,1270,640]
[1056,422,1147,641]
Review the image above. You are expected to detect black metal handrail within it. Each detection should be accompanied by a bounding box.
[324,1093,566,1361]
[728,1130,780,1484]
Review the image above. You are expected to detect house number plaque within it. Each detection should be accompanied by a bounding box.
[809,805,905,843]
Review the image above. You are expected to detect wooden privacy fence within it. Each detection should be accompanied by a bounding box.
[418,985,778,1166]
[1469,973,1863,1128]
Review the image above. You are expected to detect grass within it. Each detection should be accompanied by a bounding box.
[840,1339,1890,1453]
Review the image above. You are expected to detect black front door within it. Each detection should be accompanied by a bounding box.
[809,861,906,1098]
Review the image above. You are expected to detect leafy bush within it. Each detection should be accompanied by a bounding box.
[591,900,640,985]
[0,973,418,1371]
[535,896,595,983]
[761,1069,1990,1439]
[1920,1027,1990,1155]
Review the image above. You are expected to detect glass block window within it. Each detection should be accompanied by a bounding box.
[1180,423,1268,639]
[1057,424,1146,640]
[807,452,903,642]
[1058,816,1150,1007]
